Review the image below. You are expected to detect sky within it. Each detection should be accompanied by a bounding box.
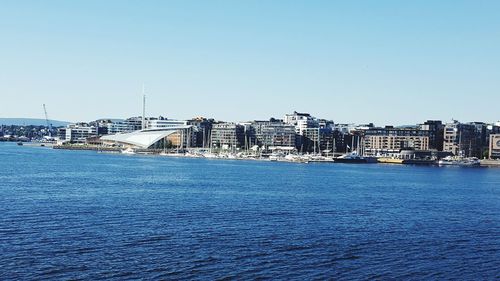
[1,0,499,125]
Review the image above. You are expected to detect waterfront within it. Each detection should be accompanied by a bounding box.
[1,142,499,279]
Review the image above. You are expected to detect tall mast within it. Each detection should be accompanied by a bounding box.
[141,84,146,130]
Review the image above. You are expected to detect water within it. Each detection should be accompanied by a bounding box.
[1,142,499,280]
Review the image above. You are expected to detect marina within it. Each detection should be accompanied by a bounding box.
[39,143,500,167]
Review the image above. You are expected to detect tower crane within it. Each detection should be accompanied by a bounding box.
[43,104,52,138]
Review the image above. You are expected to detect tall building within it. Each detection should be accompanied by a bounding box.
[443,121,479,157]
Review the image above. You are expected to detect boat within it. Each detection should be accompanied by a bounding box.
[284,154,309,163]
[438,156,480,166]
[121,147,136,155]
[268,152,285,161]
[17,142,23,146]
[202,152,218,159]
[334,151,371,163]
[377,157,404,164]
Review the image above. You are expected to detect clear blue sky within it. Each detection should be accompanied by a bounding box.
[1,0,499,125]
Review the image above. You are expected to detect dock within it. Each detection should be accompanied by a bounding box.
[480,159,500,167]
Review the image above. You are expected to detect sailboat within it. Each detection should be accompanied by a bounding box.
[334,151,368,163]
[438,130,480,166]
[438,155,480,166]
[159,136,169,156]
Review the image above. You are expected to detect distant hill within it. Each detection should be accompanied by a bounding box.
[0,118,70,127]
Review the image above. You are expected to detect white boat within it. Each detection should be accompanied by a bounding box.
[335,151,367,163]
[284,154,309,163]
[438,156,480,166]
[121,147,136,155]
[269,152,285,161]
[202,153,218,159]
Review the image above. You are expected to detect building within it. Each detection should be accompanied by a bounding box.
[210,123,245,150]
[318,119,335,130]
[164,130,193,149]
[332,123,357,134]
[107,117,143,134]
[489,134,500,159]
[419,120,444,151]
[363,126,430,156]
[487,122,500,137]
[301,127,320,153]
[443,121,480,157]
[318,129,333,152]
[146,117,197,148]
[469,122,489,157]
[398,149,453,160]
[283,111,319,135]
[250,120,296,149]
[58,123,101,144]
[101,124,192,149]
[187,117,214,148]
[146,117,188,130]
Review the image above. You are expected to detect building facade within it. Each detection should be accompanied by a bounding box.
[146,117,188,130]
[419,120,444,151]
[283,111,319,135]
[188,117,214,148]
[489,134,500,159]
[250,120,296,149]
[443,121,479,157]
[210,123,245,150]
[58,123,101,144]
[107,117,143,134]
[363,127,430,156]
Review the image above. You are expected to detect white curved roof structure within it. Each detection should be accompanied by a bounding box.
[101,126,190,149]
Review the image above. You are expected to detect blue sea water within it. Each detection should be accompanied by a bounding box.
[0,142,499,280]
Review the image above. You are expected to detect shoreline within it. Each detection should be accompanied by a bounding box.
[6,142,499,167]
[49,144,500,167]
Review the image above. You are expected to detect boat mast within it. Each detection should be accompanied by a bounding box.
[202,127,206,149]
[141,84,146,130]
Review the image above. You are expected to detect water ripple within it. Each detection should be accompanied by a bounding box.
[0,143,499,280]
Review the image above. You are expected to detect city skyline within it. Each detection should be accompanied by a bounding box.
[1,1,499,124]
